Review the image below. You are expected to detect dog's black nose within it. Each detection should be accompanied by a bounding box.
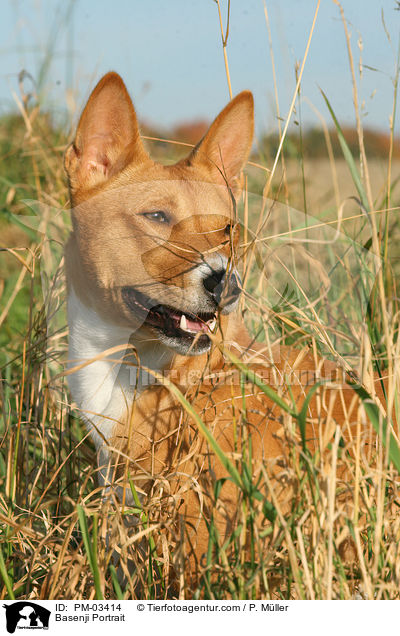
[202,268,241,308]
[203,268,225,297]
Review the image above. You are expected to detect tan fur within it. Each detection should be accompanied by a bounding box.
[65,73,391,588]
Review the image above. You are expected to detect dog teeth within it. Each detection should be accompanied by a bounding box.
[179,313,215,334]
[180,314,188,330]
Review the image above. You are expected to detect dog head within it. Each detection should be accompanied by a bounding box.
[65,72,254,355]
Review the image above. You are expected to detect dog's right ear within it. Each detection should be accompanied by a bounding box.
[65,72,148,193]
[189,91,254,194]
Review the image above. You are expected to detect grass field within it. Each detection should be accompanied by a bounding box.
[2,3,400,601]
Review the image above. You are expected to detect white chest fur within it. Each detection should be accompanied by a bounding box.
[67,288,172,455]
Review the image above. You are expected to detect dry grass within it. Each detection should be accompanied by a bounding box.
[1,1,400,601]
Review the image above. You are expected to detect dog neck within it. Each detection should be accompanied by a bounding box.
[67,286,173,450]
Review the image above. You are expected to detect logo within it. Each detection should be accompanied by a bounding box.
[3,602,50,633]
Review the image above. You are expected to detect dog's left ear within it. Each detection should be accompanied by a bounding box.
[190,91,254,192]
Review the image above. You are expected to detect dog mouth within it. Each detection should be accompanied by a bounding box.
[122,287,217,343]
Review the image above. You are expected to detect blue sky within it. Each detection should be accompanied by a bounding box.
[1,0,399,136]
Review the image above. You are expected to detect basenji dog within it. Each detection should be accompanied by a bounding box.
[64,72,392,586]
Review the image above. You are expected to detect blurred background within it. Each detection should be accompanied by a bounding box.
[2,1,400,600]
[1,0,399,136]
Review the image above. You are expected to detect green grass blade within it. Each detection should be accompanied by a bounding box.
[160,377,243,489]
[128,474,164,591]
[351,385,400,473]
[1,209,39,242]
[109,564,124,599]
[0,546,15,599]
[128,476,142,510]
[77,504,103,599]
[320,89,370,212]
[221,348,297,416]
[296,382,322,451]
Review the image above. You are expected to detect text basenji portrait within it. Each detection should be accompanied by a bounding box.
[3,2,400,604]
[63,71,398,599]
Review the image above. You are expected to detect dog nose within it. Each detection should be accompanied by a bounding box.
[202,267,241,307]
[203,268,225,297]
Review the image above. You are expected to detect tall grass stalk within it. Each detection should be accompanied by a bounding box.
[1,1,400,601]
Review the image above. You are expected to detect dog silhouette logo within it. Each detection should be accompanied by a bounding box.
[3,602,50,633]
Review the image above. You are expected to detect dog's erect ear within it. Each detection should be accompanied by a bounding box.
[65,72,148,193]
[190,91,254,191]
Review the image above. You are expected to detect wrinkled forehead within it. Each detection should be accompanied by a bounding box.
[71,169,237,232]
[122,170,234,215]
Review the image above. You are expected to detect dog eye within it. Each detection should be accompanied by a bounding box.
[224,223,233,235]
[141,211,169,224]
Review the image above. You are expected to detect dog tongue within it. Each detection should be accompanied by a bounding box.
[184,316,207,332]
[169,310,207,333]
